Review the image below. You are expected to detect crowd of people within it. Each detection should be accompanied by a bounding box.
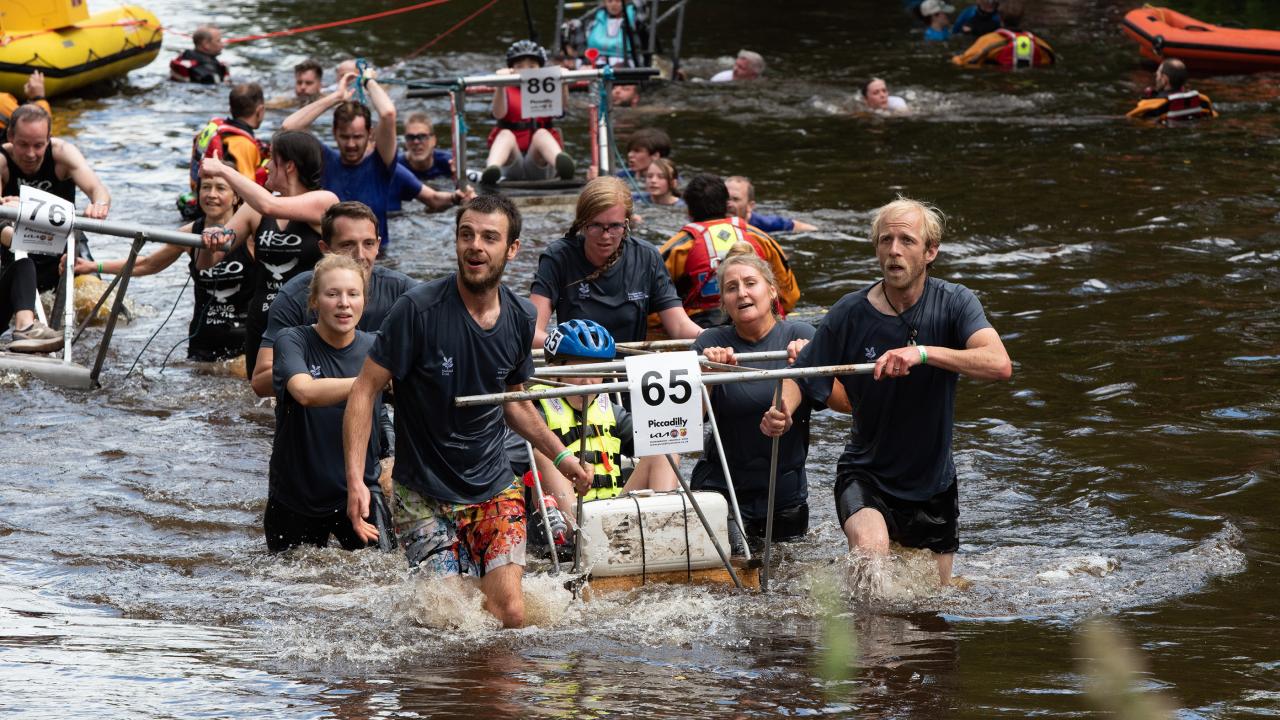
[6,0,1227,628]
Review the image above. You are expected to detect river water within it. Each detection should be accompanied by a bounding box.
[2,0,1277,717]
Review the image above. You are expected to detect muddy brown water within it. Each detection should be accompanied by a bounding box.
[2,0,1278,717]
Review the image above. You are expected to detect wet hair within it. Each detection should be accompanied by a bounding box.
[456,193,522,246]
[269,130,325,190]
[1159,58,1188,90]
[861,77,886,98]
[404,111,434,129]
[229,83,264,119]
[870,196,945,268]
[725,175,755,202]
[717,242,780,319]
[625,127,671,157]
[308,254,367,311]
[6,104,50,140]
[646,158,680,197]
[321,201,378,244]
[568,177,632,285]
[192,26,218,48]
[333,101,372,133]
[294,58,323,79]
[683,173,730,222]
[737,50,766,75]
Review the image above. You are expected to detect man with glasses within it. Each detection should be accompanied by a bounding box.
[659,173,800,328]
[397,113,454,182]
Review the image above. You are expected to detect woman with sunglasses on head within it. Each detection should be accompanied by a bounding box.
[529,176,702,348]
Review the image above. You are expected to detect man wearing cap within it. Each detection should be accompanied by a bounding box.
[921,0,956,41]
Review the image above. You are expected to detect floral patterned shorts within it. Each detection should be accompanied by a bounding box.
[394,478,527,577]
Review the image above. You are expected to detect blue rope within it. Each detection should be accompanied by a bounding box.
[355,57,369,105]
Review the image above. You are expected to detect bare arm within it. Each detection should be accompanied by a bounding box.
[365,78,398,167]
[344,358,392,543]
[282,74,354,131]
[286,373,357,407]
[55,140,110,219]
[251,346,274,397]
[792,219,818,232]
[504,393,593,495]
[200,155,338,222]
[491,68,514,118]
[75,243,183,277]
[530,293,554,348]
[195,203,259,270]
[414,183,467,213]
[658,306,703,340]
[873,327,1012,382]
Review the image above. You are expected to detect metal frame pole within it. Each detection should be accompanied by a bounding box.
[761,381,783,593]
[71,272,123,345]
[701,384,750,560]
[525,441,561,574]
[89,235,144,387]
[61,242,74,361]
[664,454,742,589]
[450,86,468,187]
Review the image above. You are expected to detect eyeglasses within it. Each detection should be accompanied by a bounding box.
[583,222,627,237]
[404,133,433,143]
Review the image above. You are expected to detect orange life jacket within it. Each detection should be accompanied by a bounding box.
[678,216,771,312]
[953,29,1056,68]
[189,117,269,189]
[1126,89,1217,124]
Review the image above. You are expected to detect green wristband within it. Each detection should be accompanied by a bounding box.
[918,345,928,365]
[97,261,104,274]
[553,448,573,466]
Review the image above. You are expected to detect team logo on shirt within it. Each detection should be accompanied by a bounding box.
[309,364,322,378]
[577,283,591,299]
[865,346,877,360]
[441,355,454,375]
[626,291,648,302]
[17,178,53,191]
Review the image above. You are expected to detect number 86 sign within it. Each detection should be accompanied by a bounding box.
[625,351,703,456]
[13,185,75,255]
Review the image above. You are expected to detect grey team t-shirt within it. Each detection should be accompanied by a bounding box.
[531,234,682,343]
[796,277,992,502]
[370,275,536,504]
[259,265,417,349]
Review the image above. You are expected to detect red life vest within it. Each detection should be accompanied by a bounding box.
[1163,90,1213,122]
[993,29,1055,68]
[487,86,562,153]
[678,216,774,313]
[189,117,268,189]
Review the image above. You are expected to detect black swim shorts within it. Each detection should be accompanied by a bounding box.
[834,475,959,554]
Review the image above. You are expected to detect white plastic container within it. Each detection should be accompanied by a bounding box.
[578,490,729,577]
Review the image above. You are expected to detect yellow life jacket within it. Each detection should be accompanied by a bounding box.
[535,385,624,501]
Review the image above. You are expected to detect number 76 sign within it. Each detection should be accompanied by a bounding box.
[13,185,75,255]
[625,351,703,456]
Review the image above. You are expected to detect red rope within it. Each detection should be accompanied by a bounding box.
[223,0,455,44]
[402,0,504,60]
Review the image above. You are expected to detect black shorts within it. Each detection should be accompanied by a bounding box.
[263,490,395,553]
[834,476,959,554]
[742,501,809,542]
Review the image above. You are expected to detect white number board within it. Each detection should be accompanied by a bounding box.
[625,351,703,457]
[12,185,75,255]
[518,67,563,119]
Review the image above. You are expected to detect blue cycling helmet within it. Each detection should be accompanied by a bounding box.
[506,39,547,68]
[544,319,615,361]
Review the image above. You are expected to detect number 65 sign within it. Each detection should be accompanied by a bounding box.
[625,351,703,456]
[13,185,75,255]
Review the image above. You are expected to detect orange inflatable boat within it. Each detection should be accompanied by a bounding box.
[1122,7,1280,73]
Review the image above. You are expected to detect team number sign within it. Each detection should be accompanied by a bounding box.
[625,351,703,456]
[518,67,563,119]
[12,185,75,255]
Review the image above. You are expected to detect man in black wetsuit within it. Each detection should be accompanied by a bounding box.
[761,197,1012,585]
[170,26,229,85]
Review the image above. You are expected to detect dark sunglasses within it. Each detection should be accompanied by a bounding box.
[405,133,433,142]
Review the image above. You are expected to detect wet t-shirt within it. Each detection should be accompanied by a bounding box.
[370,275,536,504]
[796,277,992,501]
[249,215,323,332]
[271,326,382,516]
[691,320,815,519]
[531,234,682,342]
[259,265,417,349]
[321,145,401,245]
[187,218,254,361]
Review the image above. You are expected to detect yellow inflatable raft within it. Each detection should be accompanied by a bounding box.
[0,2,163,98]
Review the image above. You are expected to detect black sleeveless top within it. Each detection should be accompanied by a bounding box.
[186,217,255,361]
[1,144,79,286]
[247,215,322,332]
